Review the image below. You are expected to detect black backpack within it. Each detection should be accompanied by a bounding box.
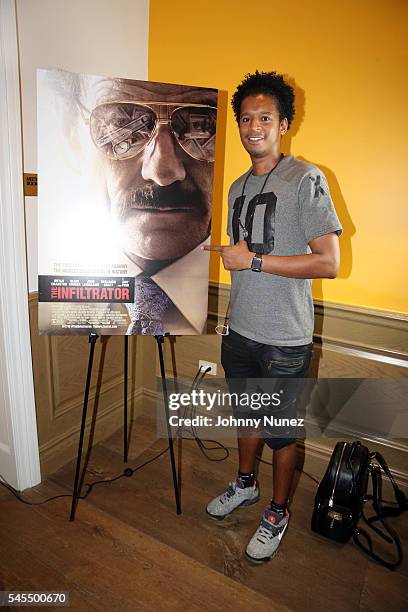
[311,441,408,571]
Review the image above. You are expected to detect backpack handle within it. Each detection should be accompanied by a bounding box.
[354,463,404,570]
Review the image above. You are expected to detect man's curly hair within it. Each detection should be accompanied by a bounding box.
[231,70,295,128]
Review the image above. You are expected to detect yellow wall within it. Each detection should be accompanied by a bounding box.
[149,0,408,314]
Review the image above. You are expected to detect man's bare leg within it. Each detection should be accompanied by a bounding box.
[272,442,297,505]
[237,435,261,473]
[206,433,260,518]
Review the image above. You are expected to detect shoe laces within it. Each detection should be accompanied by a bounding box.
[224,480,239,500]
[256,510,286,542]
[256,524,275,543]
[221,477,247,502]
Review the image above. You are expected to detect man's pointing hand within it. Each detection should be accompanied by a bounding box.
[203,240,254,271]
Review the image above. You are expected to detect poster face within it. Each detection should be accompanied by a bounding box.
[37,69,218,335]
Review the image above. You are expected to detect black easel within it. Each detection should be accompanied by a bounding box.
[69,332,98,521]
[123,335,129,463]
[156,334,181,515]
[69,332,181,521]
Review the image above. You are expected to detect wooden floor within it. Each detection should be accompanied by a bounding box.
[0,412,407,612]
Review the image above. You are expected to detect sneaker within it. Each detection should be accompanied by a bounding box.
[206,478,260,520]
[245,508,289,563]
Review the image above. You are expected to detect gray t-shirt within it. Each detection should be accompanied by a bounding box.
[227,155,342,345]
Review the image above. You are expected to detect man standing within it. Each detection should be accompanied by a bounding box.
[205,71,342,563]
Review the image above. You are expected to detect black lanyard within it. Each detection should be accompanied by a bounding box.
[238,154,284,238]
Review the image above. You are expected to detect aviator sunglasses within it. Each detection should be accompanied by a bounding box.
[89,100,217,162]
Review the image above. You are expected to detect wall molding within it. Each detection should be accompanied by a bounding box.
[208,282,408,364]
[43,340,128,421]
[313,341,407,369]
[313,299,408,359]
[52,372,125,420]
[39,386,144,475]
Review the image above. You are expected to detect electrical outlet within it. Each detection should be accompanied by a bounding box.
[199,360,217,375]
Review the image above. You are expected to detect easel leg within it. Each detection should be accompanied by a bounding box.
[124,335,129,463]
[156,335,181,515]
[69,332,98,521]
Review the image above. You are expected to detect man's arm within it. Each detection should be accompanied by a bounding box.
[259,233,340,278]
[204,233,340,279]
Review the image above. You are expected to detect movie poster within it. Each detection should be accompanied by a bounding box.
[37,69,218,335]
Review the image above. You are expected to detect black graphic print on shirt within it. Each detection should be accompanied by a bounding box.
[232,192,277,254]
[309,175,326,199]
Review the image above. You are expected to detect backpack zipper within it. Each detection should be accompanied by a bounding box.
[329,442,347,508]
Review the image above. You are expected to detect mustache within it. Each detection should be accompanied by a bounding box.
[116,182,206,217]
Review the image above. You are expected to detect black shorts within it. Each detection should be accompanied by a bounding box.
[221,328,312,450]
